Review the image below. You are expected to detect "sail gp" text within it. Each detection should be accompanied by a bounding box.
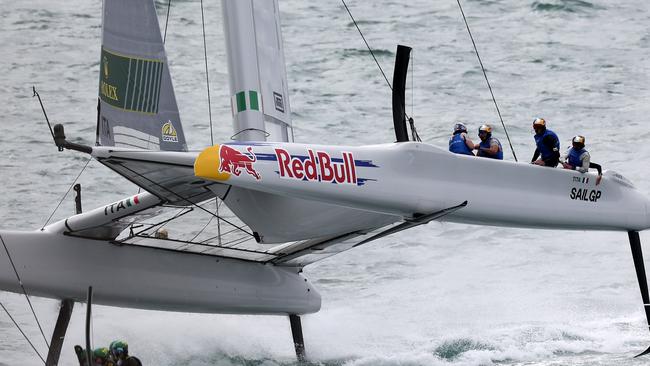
[570,188,602,202]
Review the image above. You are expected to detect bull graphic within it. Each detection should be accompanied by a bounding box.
[218,145,261,180]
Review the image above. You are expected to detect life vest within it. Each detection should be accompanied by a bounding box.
[448,132,473,155]
[567,147,586,168]
[477,137,503,160]
[534,129,560,160]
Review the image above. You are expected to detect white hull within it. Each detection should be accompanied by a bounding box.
[0,228,320,315]
[194,141,650,232]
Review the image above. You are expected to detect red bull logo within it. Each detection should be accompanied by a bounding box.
[275,148,357,185]
[218,145,261,180]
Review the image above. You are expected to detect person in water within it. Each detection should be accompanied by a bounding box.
[531,117,560,167]
[75,346,116,366]
[109,340,142,366]
[75,342,141,366]
[448,123,476,156]
[474,124,503,159]
[75,346,115,366]
[561,135,603,185]
[95,347,115,366]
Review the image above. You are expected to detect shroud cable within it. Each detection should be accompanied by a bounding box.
[456,0,518,161]
[1,235,50,353]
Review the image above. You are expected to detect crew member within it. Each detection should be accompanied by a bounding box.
[448,123,475,156]
[561,135,603,185]
[109,340,142,366]
[95,347,115,366]
[531,117,560,167]
[75,346,115,366]
[474,124,503,160]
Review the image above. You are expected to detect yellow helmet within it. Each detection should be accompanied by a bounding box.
[533,118,546,127]
[478,124,492,134]
[572,135,586,146]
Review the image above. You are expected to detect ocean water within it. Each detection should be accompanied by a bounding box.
[1,0,650,365]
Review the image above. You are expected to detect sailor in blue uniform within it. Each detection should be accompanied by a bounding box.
[448,123,476,156]
[474,124,503,160]
[561,135,603,185]
[531,118,560,167]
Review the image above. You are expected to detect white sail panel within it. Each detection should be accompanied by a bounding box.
[222,0,293,142]
[98,0,187,151]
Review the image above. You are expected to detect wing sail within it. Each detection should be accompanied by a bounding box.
[98,0,187,151]
[223,0,293,142]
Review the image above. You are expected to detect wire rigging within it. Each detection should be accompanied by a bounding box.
[163,0,172,44]
[341,0,416,137]
[0,302,46,364]
[116,162,253,237]
[409,53,421,142]
[200,0,214,146]
[1,236,50,353]
[341,0,392,91]
[455,0,518,162]
[42,157,93,229]
[216,198,222,246]
[411,51,414,122]
[189,198,221,243]
[32,88,54,141]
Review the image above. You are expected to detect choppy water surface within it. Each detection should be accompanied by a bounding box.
[1,0,650,365]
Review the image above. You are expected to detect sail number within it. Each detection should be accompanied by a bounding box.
[570,188,602,202]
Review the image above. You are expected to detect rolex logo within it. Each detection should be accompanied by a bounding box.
[103,56,109,79]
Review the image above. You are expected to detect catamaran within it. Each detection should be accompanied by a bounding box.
[2,0,650,363]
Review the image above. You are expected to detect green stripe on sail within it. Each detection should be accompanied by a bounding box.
[236,91,246,112]
[249,90,259,111]
[152,63,163,113]
[99,48,163,114]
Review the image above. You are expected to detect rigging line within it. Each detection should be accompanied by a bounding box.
[0,236,50,351]
[0,302,46,364]
[130,196,228,239]
[163,0,172,44]
[200,0,214,146]
[216,198,222,246]
[189,198,220,242]
[131,206,193,238]
[113,163,253,236]
[409,53,422,142]
[341,0,392,91]
[199,225,241,244]
[32,87,54,140]
[200,226,241,244]
[341,0,412,123]
[411,50,414,121]
[42,157,93,230]
[456,0,518,162]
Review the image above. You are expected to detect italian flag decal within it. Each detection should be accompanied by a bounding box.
[231,90,260,115]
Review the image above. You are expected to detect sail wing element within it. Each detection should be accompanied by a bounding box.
[223,0,293,142]
[92,148,219,206]
[98,0,187,151]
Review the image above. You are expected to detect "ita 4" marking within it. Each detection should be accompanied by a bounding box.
[104,195,140,215]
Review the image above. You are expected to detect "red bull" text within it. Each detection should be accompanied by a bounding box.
[275,148,357,185]
[219,145,261,180]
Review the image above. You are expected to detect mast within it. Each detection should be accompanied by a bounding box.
[222,0,293,142]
